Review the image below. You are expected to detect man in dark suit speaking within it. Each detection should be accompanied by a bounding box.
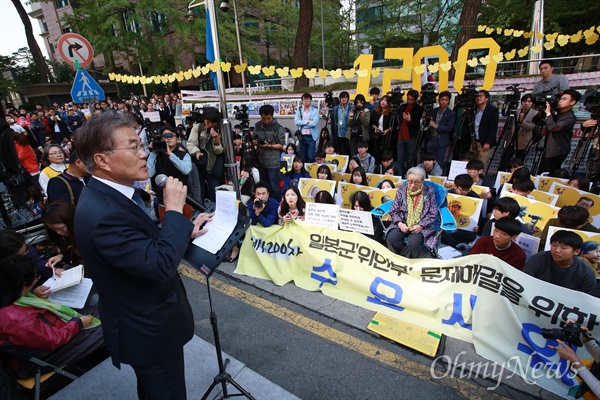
[74,111,212,399]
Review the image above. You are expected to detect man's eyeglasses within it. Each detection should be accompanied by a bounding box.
[110,143,146,155]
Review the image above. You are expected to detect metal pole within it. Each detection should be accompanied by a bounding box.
[528,0,544,75]
[138,62,147,97]
[206,0,241,199]
[232,0,247,94]
[320,0,325,70]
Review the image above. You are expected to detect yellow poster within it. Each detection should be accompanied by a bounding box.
[537,176,568,192]
[307,163,336,178]
[367,188,397,208]
[338,182,372,209]
[502,192,560,237]
[549,183,600,226]
[501,184,559,206]
[298,178,336,202]
[367,174,402,188]
[325,154,349,173]
[429,176,447,187]
[447,193,483,231]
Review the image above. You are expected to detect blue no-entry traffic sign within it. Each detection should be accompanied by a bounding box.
[71,68,105,103]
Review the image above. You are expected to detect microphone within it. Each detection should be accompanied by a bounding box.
[155,174,206,212]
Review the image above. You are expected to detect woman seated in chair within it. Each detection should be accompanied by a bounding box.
[0,255,104,379]
[386,167,439,258]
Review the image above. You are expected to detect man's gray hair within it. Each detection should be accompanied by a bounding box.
[406,166,426,182]
[74,111,136,172]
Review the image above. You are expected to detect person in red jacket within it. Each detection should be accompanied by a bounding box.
[0,255,104,379]
[12,131,41,190]
[469,216,526,270]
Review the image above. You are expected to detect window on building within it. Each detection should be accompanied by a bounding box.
[55,0,69,8]
[42,21,48,33]
[150,12,167,33]
[62,27,73,34]
[49,43,55,54]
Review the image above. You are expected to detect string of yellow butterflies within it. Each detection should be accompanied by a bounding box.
[107,27,600,86]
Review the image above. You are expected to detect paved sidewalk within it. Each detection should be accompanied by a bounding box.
[49,335,299,400]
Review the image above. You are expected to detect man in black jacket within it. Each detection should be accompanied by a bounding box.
[397,89,423,176]
[472,90,499,167]
[541,89,580,174]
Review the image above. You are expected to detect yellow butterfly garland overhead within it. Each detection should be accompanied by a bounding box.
[107,24,598,86]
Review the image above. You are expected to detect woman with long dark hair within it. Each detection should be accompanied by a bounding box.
[278,186,306,224]
[40,201,81,266]
[370,95,395,157]
[283,156,310,190]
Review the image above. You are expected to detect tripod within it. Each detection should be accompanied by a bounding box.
[201,278,256,400]
[443,106,474,176]
[414,106,434,165]
[184,212,253,400]
[488,106,518,175]
[567,123,598,177]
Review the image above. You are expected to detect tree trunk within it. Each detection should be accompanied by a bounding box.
[11,0,53,83]
[449,0,482,80]
[293,0,313,90]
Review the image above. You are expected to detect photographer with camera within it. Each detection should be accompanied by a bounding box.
[186,107,224,201]
[514,94,540,161]
[331,91,351,155]
[540,89,581,174]
[426,90,456,169]
[397,90,423,176]
[148,126,192,203]
[347,94,371,158]
[533,60,570,96]
[255,104,285,203]
[294,93,320,163]
[249,181,279,228]
[550,320,600,398]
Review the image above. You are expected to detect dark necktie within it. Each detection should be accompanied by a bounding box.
[132,191,150,217]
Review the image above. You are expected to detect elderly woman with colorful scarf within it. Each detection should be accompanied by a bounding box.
[386,167,439,258]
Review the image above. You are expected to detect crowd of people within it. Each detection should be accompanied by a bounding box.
[0,59,599,396]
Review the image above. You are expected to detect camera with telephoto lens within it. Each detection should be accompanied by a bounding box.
[388,87,405,110]
[254,199,266,208]
[541,322,584,347]
[186,107,205,125]
[324,91,336,109]
[502,84,525,116]
[532,90,560,113]
[457,85,479,109]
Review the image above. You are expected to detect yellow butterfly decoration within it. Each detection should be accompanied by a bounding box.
[586,32,599,45]
[318,69,329,79]
[276,67,289,77]
[427,63,439,73]
[356,69,368,77]
[160,76,169,85]
[517,47,529,58]
[234,63,247,73]
[523,31,534,39]
[123,76,130,83]
[597,26,600,34]
[543,41,555,51]
[183,71,193,80]
[343,69,355,79]
[201,65,211,75]
[491,52,504,63]
[496,28,503,35]
[452,60,466,70]
[557,35,570,46]
[504,29,514,36]
[113,76,120,83]
[290,68,304,78]
[150,76,158,84]
[108,73,115,80]
[504,49,516,60]
[262,66,276,76]
[485,27,494,35]
[466,58,478,68]
[583,27,596,38]
[440,61,452,72]
[531,44,543,53]
[166,74,174,83]
[176,72,185,81]
[370,68,381,78]
[192,67,201,77]
[570,31,583,43]
[477,25,486,32]
[132,76,140,84]
[304,68,317,78]
[513,30,524,37]
[220,62,231,72]
[545,32,558,41]
[209,61,220,73]
[248,65,262,75]
[330,68,342,79]
[479,55,491,65]
[413,64,426,74]
[140,77,148,85]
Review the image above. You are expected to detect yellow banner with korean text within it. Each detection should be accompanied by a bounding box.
[235,221,599,398]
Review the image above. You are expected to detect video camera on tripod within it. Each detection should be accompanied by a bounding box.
[584,88,600,119]
[532,90,560,114]
[502,84,525,117]
[324,91,337,109]
[186,107,206,125]
[388,87,405,111]
[420,83,438,114]
[457,85,479,109]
